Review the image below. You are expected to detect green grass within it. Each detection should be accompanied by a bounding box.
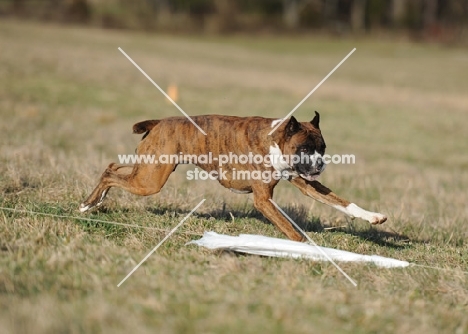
[1,20,468,333]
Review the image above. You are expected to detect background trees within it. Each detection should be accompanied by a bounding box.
[2,0,467,42]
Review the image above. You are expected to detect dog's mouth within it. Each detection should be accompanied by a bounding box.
[300,172,320,182]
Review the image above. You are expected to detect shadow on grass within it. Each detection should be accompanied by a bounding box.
[91,202,417,249]
[146,202,413,248]
[343,227,414,249]
[146,201,324,231]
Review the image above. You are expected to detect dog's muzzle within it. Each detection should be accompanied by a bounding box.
[299,156,326,181]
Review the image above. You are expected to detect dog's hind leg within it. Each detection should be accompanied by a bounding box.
[79,162,175,212]
[94,164,133,208]
[290,178,387,225]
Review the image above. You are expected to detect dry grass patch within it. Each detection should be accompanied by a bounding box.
[1,20,467,333]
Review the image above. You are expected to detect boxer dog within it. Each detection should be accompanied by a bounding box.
[80,113,386,241]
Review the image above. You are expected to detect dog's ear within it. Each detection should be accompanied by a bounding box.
[310,111,320,129]
[133,120,160,134]
[286,116,301,136]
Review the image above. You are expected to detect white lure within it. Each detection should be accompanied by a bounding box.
[188,232,409,268]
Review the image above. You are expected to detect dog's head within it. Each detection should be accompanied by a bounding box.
[270,112,326,181]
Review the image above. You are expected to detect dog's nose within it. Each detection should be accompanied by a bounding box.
[316,157,324,170]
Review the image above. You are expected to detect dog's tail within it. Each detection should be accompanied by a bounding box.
[133,120,160,138]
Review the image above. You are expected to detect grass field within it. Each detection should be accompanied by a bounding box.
[1,20,468,333]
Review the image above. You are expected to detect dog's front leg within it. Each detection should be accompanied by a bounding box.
[252,184,305,241]
[290,178,387,225]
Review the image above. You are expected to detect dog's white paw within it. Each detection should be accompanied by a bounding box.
[79,203,90,213]
[368,213,387,225]
[334,203,387,225]
[80,190,108,213]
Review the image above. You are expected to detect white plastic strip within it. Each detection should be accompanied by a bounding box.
[188,232,409,268]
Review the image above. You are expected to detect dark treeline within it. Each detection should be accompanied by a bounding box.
[2,0,468,41]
